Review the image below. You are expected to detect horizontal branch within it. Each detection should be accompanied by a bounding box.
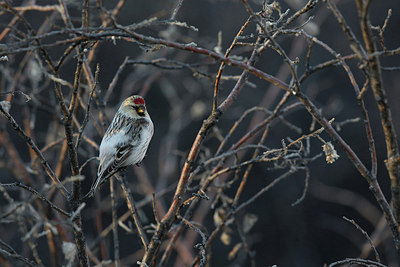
[1,182,71,217]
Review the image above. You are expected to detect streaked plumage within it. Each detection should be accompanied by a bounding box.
[87,95,153,197]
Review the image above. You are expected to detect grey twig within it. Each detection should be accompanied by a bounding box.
[343,216,380,262]
[116,172,149,250]
[110,178,120,267]
[0,247,37,267]
[0,182,71,217]
[328,258,387,267]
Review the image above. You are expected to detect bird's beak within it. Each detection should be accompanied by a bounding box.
[137,106,145,115]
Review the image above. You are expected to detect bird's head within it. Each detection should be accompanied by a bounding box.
[120,95,149,118]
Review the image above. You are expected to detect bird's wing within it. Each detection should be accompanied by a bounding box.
[105,143,134,177]
[97,130,126,177]
[88,143,134,197]
[88,129,132,193]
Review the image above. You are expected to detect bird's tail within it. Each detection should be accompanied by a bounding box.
[82,178,100,200]
[82,168,120,200]
[91,177,102,197]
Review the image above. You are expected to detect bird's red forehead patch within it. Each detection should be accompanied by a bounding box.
[134,97,145,105]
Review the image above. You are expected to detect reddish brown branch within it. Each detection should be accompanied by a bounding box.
[355,0,400,228]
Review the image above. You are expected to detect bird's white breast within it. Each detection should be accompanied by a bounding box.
[126,118,153,164]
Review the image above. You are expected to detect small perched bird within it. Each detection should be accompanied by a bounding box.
[87,95,153,198]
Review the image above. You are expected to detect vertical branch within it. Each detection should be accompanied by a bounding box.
[82,0,89,31]
[75,64,99,151]
[212,16,252,112]
[67,46,89,267]
[355,0,400,225]
[63,5,92,262]
[110,178,120,267]
[67,48,84,180]
[116,172,149,250]
[170,0,185,20]
[324,0,377,180]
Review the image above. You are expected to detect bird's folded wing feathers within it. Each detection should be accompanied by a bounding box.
[90,144,134,195]
[111,144,134,172]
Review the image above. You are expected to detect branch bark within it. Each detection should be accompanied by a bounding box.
[355,0,400,228]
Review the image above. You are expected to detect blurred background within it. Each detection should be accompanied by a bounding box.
[1,0,400,266]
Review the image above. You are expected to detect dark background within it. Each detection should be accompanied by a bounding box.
[1,0,400,266]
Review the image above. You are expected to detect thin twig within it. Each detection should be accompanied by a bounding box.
[152,193,160,226]
[343,216,380,262]
[0,103,68,195]
[1,182,71,217]
[328,258,387,267]
[355,0,400,232]
[177,216,207,267]
[0,248,37,267]
[116,172,149,250]
[110,178,120,267]
[75,64,99,151]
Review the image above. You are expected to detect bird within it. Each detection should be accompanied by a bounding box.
[86,95,154,198]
